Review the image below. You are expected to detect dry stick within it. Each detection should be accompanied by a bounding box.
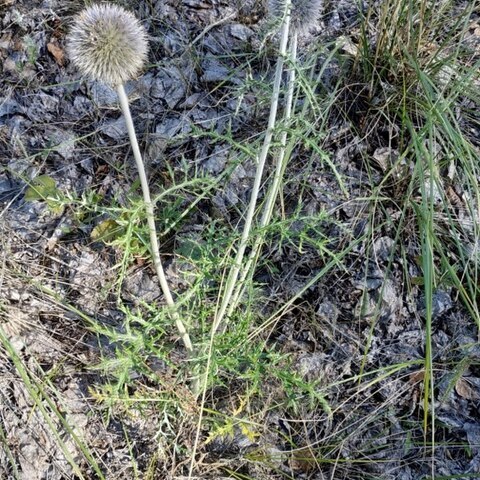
[117,84,194,354]
[211,3,292,335]
[226,30,299,321]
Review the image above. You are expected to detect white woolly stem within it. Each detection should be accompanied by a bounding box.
[116,84,194,354]
[212,1,292,334]
[261,31,298,227]
[226,30,298,321]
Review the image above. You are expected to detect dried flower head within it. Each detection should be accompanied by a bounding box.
[67,4,148,86]
[268,0,323,33]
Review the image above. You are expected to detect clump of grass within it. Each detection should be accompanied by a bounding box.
[348,0,480,466]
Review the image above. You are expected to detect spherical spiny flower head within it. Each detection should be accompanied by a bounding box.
[67,4,148,86]
[268,0,323,33]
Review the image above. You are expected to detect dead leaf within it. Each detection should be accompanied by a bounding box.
[336,35,358,56]
[47,39,65,66]
[0,33,12,50]
[372,147,399,172]
[289,447,317,473]
[408,370,425,384]
[455,378,480,401]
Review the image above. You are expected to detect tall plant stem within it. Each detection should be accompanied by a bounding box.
[116,84,193,354]
[226,31,298,320]
[212,2,292,334]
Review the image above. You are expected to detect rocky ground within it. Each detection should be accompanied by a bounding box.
[1,0,480,479]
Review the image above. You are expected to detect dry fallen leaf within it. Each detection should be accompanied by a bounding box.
[455,378,480,401]
[408,370,425,384]
[47,38,65,66]
[336,35,359,56]
[289,447,318,473]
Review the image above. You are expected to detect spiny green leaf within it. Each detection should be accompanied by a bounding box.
[24,175,60,202]
[91,219,124,243]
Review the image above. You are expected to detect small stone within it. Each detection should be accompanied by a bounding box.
[0,175,17,203]
[0,97,20,117]
[122,269,161,304]
[48,129,76,159]
[9,335,25,352]
[155,116,191,139]
[372,147,398,172]
[151,67,187,108]
[100,116,128,139]
[90,81,117,106]
[73,95,93,116]
[381,280,401,312]
[3,57,17,73]
[227,24,254,42]
[200,145,229,174]
[190,107,219,130]
[419,290,452,318]
[24,92,59,122]
[432,290,452,317]
[373,236,395,262]
[316,301,339,322]
[180,93,204,109]
[465,423,480,454]
[294,352,327,381]
[201,58,231,83]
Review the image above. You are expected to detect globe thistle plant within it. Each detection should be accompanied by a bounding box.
[66,3,148,86]
[67,4,194,355]
[226,1,318,316]
[212,2,293,334]
[215,0,323,330]
[268,0,323,33]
